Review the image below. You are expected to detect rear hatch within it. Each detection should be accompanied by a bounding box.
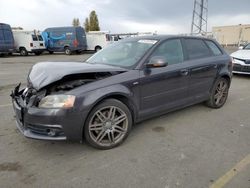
[31,34,45,50]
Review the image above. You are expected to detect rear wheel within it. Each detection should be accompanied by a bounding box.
[20,48,28,56]
[84,99,132,149]
[34,52,41,56]
[64,47,71,55]
[49,51,54,54]
[206,77,229,108]
[95,46,102,52]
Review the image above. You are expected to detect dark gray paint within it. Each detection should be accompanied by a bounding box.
[11,35,232,141]
[29,62,127,90]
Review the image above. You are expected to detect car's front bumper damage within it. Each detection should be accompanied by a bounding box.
[11,84,86,141]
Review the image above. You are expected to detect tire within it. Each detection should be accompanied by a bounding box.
[49,51,54,54]
[76,50,82,54]
[20,48,28,56]
[84,99,132,150]
[34,52,41,56]
[64,47,71,55]
[95,46,102,52]
[205,77,229,108]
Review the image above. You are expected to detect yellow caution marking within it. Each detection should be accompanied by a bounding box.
[210,154,250,188]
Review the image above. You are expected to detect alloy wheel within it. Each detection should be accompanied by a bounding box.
[214,80,228,106]
[88,106,128,147]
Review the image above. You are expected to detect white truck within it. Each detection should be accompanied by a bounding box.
[12,30,46,56]
[86,31,112,52]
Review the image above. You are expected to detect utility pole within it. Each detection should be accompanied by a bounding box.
[191,0,208,36]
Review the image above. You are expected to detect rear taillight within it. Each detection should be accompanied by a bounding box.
[30,43,33,47]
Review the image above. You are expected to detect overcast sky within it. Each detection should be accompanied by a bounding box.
[0,0,250,34]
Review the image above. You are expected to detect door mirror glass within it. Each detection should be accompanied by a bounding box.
[147,56,168,68]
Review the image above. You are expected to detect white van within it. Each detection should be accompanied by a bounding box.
[13,30,46,56]
[86,31,112,52]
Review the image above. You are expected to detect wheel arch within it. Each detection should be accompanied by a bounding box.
[95,45,102,51]
[218,73,232,86]
[81,92,137,139]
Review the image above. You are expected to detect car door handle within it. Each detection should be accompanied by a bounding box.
[180,69,189,76]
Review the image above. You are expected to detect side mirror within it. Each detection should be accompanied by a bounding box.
[239,46,244,50]
[146,56,168,68]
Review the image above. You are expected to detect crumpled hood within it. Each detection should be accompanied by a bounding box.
[231,50,250,59]
[28,62,127,90]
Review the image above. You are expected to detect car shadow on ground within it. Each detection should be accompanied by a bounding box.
[17,103,211,156]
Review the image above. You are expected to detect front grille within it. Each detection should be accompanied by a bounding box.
[233,64,250,73]
[26,124,65,137]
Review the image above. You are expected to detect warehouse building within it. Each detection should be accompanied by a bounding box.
[212,24,250,46]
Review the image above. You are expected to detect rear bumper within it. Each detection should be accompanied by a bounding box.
[31,49,45,53]
[11,85,88,141]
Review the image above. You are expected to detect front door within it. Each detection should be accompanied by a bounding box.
[139,39,190,117]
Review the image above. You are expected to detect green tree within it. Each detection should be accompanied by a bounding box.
[84,10,100,31]
[84,18,90,32]
[72,18,80,27]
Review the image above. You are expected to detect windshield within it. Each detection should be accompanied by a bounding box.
[244,43,250,50]
[86,39,158,68]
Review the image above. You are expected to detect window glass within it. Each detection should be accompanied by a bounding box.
[87,39,157,68]
[38,35,43,41]
[205,40,222,55]
[185,39,211,60]
[0,30,4,41]
[32,35,38,41]
[150,39,184,65]
[244,43,250,50]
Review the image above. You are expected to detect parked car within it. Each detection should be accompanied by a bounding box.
[0,23,15,55]
[11,35,232,149]
[86,31,112,52]
[231,43,250,75]
[13,30,46,56]
[42,26,87,55]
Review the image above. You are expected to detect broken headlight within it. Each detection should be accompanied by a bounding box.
[38,95,76,109]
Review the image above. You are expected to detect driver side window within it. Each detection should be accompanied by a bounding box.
[151,39,184,65]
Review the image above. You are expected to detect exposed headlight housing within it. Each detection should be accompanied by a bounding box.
[38,95,76,109]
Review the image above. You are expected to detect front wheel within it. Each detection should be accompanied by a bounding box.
[64,47,71,55]
[84,99,132,149]
[206,77,229,108]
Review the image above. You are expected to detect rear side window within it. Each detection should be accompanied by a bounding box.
[38,35,43,41]
[205,40,222,55]
[32,35,38,41]
[185,39,211,60]
[151,39,184,65]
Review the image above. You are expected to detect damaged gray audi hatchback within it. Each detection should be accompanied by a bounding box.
[11,35,233,149]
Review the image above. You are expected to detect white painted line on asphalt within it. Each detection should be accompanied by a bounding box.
[0,103,12,108]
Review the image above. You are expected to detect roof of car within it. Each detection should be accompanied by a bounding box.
[124,34,212,41]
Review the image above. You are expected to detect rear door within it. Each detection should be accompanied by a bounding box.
[139,38,190,117]
[32,34,45,50]
[183,38,219,100]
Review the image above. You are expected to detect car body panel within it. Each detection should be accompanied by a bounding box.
[231,49,250,74]
[11,35,232,142]
[28,62,127,90]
